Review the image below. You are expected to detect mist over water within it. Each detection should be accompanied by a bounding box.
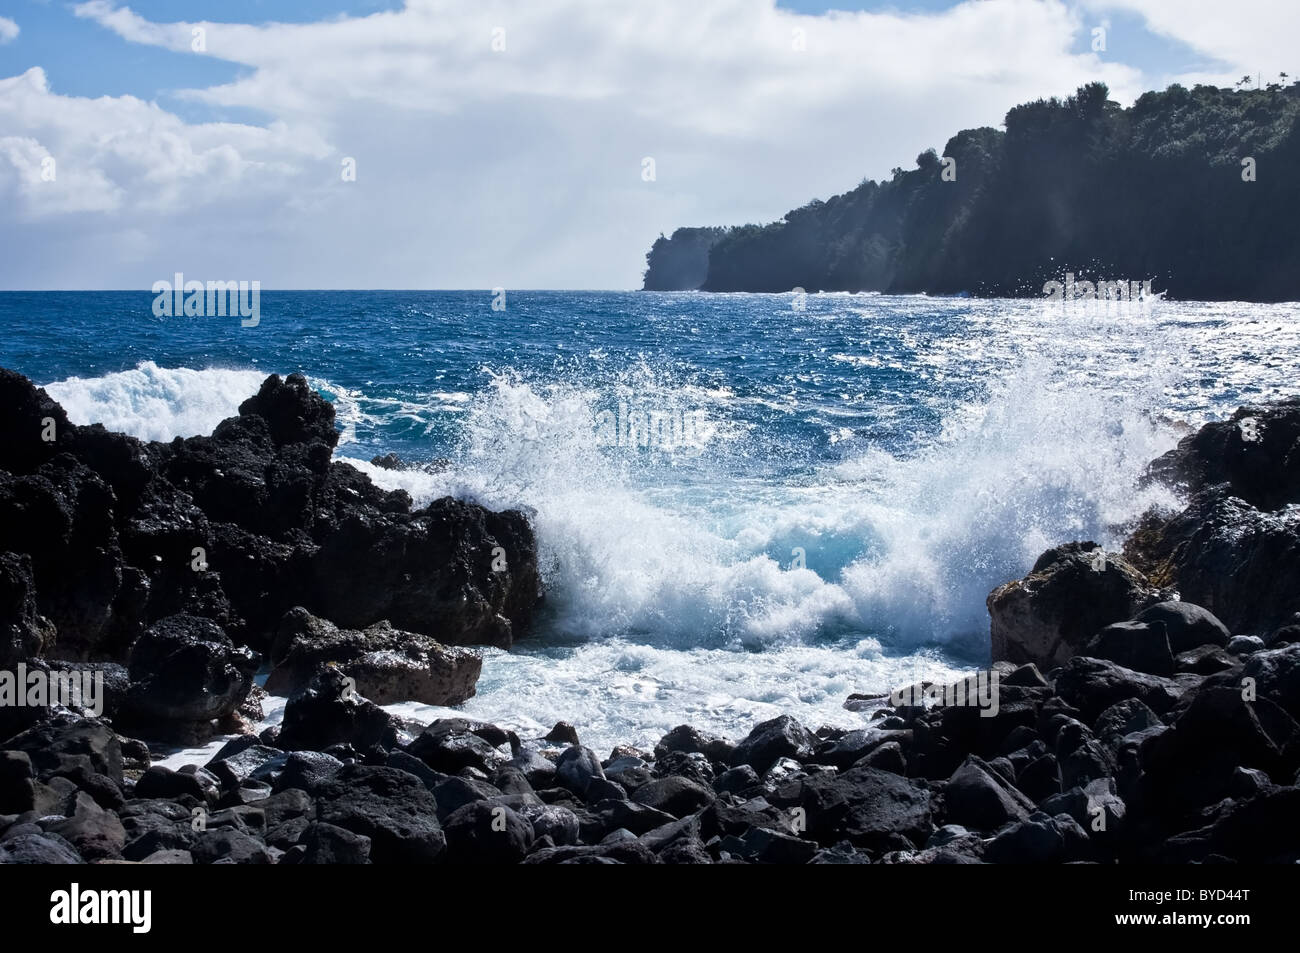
[8,291,1299,754]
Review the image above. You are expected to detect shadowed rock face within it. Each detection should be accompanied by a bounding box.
[0,367,543,663]
[0,552,54,668]
[1144,399,1300,513]
[1127,400,1300,634]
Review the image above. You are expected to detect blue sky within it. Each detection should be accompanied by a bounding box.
[0,1,1292,288]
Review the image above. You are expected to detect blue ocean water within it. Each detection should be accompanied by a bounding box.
[3,290,1298,753]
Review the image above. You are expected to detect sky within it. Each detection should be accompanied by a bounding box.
[0,0,1295,289]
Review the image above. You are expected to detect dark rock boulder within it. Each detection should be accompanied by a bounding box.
[1093,698,1163,753]
[46,791,125,860]
[983,813,1073,863]
[409,720,509,776]
[442,800,534,863]
[1133,601,1230,653]
[0,831,82,864]
[0,369,75,474]
[545,722,580,746]
[1141,686,1291,813]
[730,715,815,774]
[1242,644,1300,721]
[1197,785,1300,862]
[308,495,541,649]
[555,745,607,797]
[301,821,371,864]
[313,764,446,863]
[1175,644,1237,675]
[1053,656,1182,722]
[122,615,259,736]
[428,776,500,821]
[630,776,715,818]
[276,668,398,753]
[814,727,910,770]
[654,725,735,763]
[1085,620,1174,677]
[603,756,652,792]
[250,751,343,793]
[206,745,283,790]
[518,804,580,846]
[775,765,933,851]
[941,756,1035,831]
[713,765,761,795]
[190,828,272,864]
[265,607,481,705]
[6,718,124,784]
[0,366,544,664]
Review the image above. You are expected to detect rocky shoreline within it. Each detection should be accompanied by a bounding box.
[2,368,1298,864]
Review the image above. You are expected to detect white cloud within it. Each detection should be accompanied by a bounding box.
[0,66,329,219]
[0,0,1289,288]
[1083,1,1300,86]
[0,16,19,44]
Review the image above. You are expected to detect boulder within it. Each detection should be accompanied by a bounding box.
[409,720,510,776]
[237,373,340,450]
[1132,601,1230,653]
[942,756,1034,831]
[0,831,82,864]
[312,764,446,863]
[442,800,534,863]
[518,804,580,846]
[1085,620,1174,677]
[988,542,1169,670]
[122,614,259,733]
[265,608,481,705]
[630,776,715,818]
[1175,644,1237,675]
[301,821,371,864]
[190,828,272,865]
[814,727,910,769]
[774,765,933,851]
[1053,656,1182,722]
[308,495,541,649]
[276,668,398,753]
[0,461,125,660]
[1228,635,1267,655]
[1242,644,1300,721]
[555,745,607,797]
[654,724,735,763]
[1141,686,1290,812]
[0,368,75,475]
[730,715,815,774]
[44,790,125,860]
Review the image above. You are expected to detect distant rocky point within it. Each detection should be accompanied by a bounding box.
[644,82,1300,301]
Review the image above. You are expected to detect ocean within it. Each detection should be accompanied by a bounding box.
[3,290,1298,758]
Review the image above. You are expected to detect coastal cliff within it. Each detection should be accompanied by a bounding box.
[643,82,1300,301]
